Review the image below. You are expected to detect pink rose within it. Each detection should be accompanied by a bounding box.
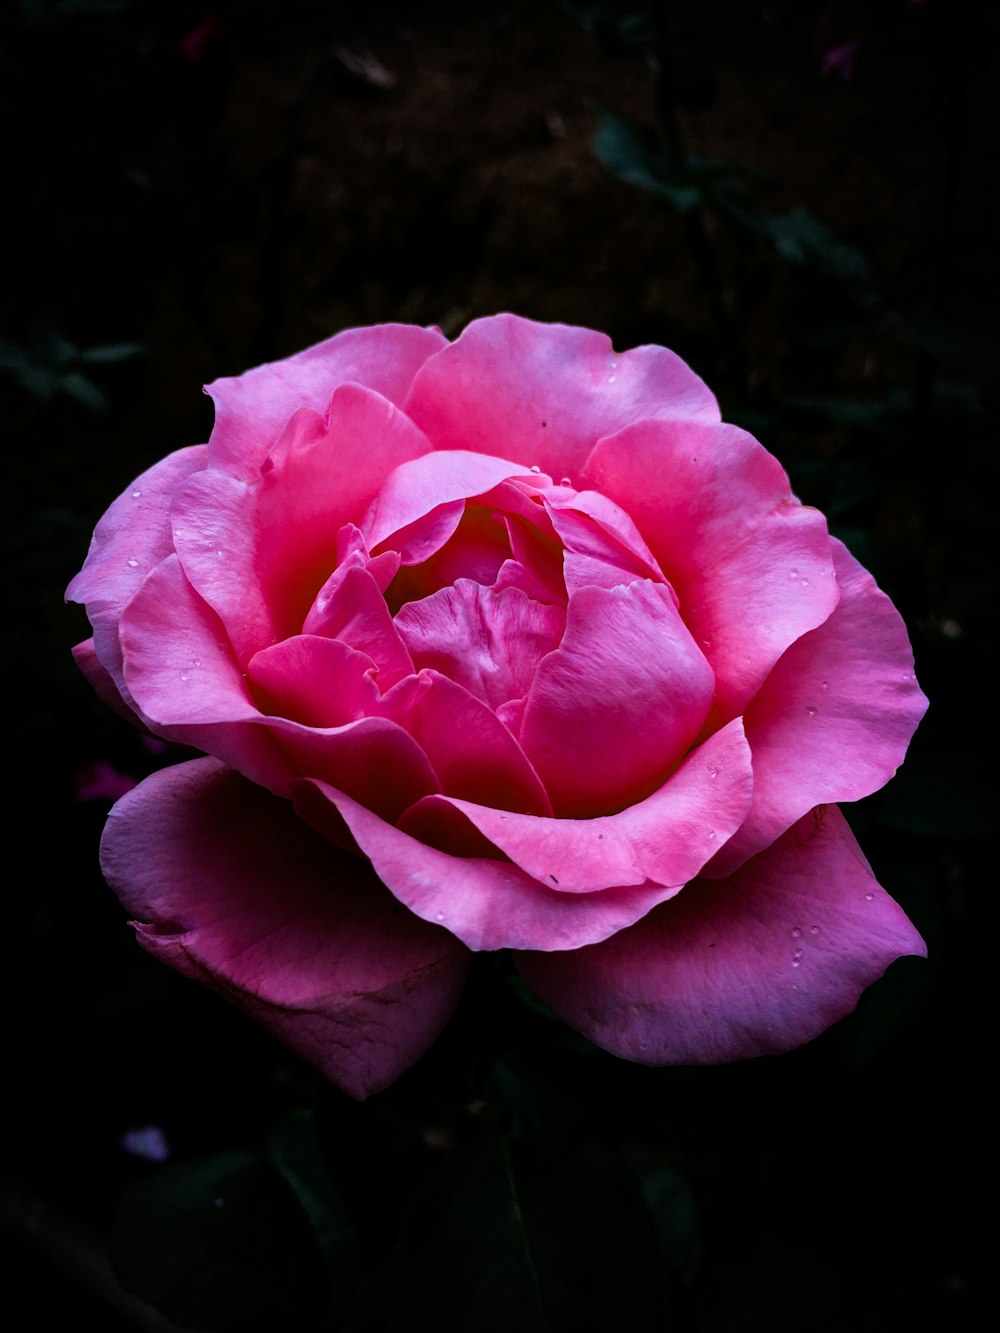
[68,314,927,1098]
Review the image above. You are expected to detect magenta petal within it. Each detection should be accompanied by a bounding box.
[205,323,447,477]
[516,805,926,1064]
[393,581,565,711]
[302,564,414,690]
[375,671,552,816]
[582,420,839,726]
[67,444,208,691]
[120,555,439,817]
[248,635,380,728]
[364,450,536,551]
[101,759,469,1099]
[405,313,719,484]
[520,581,715,817]
[706,539,929,876]
[295,781,683,952]
[408,717,752,892]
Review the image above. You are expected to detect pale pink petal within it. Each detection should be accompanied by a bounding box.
[364,450,536,551]
[706,540,929,876]
[120,555,439,817]
[516,805,926,1064]
[294,780,684,952]
[205,324,447,477]
[248,635,380,728]
[582,420,839,727]
[375,670,552,816]
[393,581,565,710]
[405,718,752,892]
[303,564,414,690]
[544,487,666,584]
[101,758,469,1099]
[520,581,715,817]
[66,445,208,691]
[404,313,719,484]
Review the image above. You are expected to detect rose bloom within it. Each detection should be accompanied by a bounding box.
[68,315,927,1098]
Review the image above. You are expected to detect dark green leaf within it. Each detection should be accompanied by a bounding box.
[362,1135,671,1332]
[110,1150,327,1331]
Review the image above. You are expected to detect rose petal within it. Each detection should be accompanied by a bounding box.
[300,563,414,690]
[295,781,685,952]
[582,419,839,726]
[393,580,566,711]
[516,805,926,1064]
[71,638,140,725]
[174,384,434,656]
[405,717,752,892]
[248,635,380,728]
[67,445,208,693]
[205,323,448,477]
[706,539,929,876]
[364,450,537,551]
[375,670,552,816]
[520,580,715,817]
[121,555,439,817]
[101,758,469,1099]
[405,313,719,484]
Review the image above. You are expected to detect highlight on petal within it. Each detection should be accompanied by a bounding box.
[100,759,469,1100]
[206,323,448,477]
[404,313,719,484]
[706,539,929,876]
[582,419,839,726]
[294,781,686,953]
[519,580,715,817]
[516,805,926,1065]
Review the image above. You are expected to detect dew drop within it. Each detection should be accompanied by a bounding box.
[800,578,810,586]
[530,464,541,473]
[560,477,572,487]
[821,680,829,690]
[435,912,445,921]
[608,374,617,383]
[216,548,224,558]
[708,767,719,780]
[791,959,801,969]
[791,927,802,939]
[131,489,142,499]
[809,925,821,935]
[193,658,202,668]
[707,830,717,841]
[864,892,874,902]
[793,948,803,960]
[179,671,189,682]
[126,557,139,568]
[806,705,818,717]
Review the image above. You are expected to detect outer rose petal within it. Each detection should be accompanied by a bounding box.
[294,781,689,952]
[404,313,719,484]
[516,805,926,1064]
[100,759,469,1100]
[71,638,140,725]
[706,539,929,876]
[205,323,448,477]
[66,444,208,696]
[582,419,838,726]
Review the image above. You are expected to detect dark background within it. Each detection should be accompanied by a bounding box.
[2,2,996,1329]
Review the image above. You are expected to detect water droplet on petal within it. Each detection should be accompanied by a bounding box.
[126,557,139,568]
[809,925,821,935]
[608,374,617,383]
[864,892,874,902]
[560,477,572,487]
[806,705,818,716]
[179,671,189,682]
[131,489,142,499]
[530,464,541,473]
[709,768,719,780]
[435,911,445,921]
[707,830,717,841]
[791,927,802,939]
[800,578,810,586]
[791,958,801,969]
[821,680,829,690]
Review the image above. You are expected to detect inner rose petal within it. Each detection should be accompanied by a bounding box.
[393,581,566,712]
